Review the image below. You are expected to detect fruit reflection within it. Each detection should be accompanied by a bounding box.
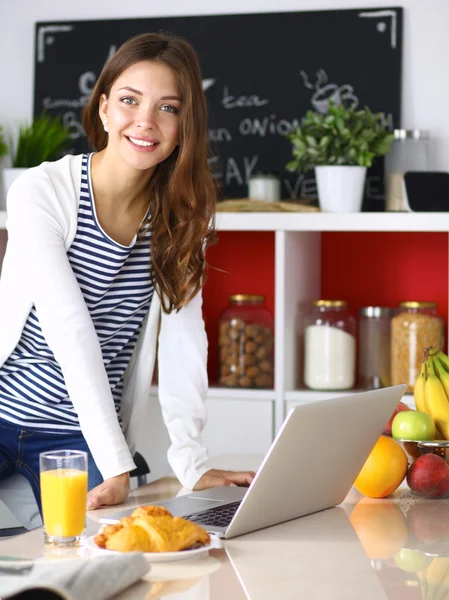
[349,498,408,559]
[417,557,449,599]
[393,548,433,573]
[407,501,449,545]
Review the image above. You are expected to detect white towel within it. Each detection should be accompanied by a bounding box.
[0,553,149,600]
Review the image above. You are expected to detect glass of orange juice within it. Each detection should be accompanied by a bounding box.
[40,449,88,546]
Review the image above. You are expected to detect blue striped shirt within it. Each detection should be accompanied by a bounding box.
[0,153,153,431]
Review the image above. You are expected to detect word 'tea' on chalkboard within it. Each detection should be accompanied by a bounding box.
[34,7,403,210]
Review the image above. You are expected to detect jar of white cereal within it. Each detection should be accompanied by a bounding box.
[391,301,444,392]
[303,300,357,390]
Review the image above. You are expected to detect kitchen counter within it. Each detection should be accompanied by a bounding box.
[0,457,446,599]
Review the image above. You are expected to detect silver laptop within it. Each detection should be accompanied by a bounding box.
[100,385,406,539]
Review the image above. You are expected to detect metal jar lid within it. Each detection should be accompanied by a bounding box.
[399,301,437,309]
[229,294,265,304]
[359,306,393,318]
[312,300,347,308]
[393,129,429,140]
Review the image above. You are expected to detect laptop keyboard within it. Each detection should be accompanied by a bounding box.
[183,501,241,528]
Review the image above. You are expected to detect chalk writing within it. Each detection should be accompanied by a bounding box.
[209,155,259,186]
[222,86,270,110]
[283,174,317,200]
[239,115,299,137]
[62,112,85,139]
[208,128,232,143]
[300,69,359,113]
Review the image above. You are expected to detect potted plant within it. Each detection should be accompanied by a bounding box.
[3,113,71,196]
[286,102,394,213]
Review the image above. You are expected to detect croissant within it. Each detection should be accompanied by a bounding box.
[94,505,210,553]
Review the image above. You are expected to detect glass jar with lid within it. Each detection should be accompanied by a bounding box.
[385,129,429,211]
[303,300,356,390]
[391,301,444,392]
[218,294,274,389]
[358,307,394,390]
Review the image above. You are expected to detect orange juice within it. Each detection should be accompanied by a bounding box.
[40,469,88,538]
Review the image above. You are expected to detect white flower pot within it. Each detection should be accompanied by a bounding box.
[315,165,367,213]
[1,168,27,210]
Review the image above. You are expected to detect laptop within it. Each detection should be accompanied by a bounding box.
[100,385,406,539]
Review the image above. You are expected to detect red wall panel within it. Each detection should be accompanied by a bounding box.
[321,232,448,327]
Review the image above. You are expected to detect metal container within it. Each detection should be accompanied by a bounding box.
[385,129,429,211]
[358,306,393,390]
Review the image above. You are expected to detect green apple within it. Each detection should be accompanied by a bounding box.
[392,410,435,441]
[393,548,433,572]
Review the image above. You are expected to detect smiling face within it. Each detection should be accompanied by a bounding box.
[99,60,181,174]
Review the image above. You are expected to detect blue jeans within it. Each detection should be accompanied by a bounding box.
[0,418,103,513]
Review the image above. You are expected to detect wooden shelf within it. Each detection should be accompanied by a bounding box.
[216,211,449,232]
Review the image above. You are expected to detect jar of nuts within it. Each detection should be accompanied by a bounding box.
[218,294,274,389]
[391,301,444,392]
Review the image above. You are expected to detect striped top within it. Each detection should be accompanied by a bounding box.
[0,153,153,431]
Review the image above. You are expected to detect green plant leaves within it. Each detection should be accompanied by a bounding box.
[0,126,8,159]
[13,113,71,168]
[285,101,395,173]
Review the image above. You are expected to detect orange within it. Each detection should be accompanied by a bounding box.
[354,435,408,498]
[349,497,408,559]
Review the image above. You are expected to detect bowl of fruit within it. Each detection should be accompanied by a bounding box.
[398,348,449,499]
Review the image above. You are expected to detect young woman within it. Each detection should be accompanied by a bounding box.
[0,32,254,515]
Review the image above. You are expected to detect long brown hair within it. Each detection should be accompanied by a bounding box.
[82,33,217,313]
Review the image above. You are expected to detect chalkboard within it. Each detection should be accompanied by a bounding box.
[34,8,403,210]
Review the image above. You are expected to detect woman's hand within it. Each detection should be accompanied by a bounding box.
[87,472,131,510]
[193,469,256,491]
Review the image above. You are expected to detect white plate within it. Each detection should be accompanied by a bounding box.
[84,534,222,562]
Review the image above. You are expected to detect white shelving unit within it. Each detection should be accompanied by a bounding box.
[210,211,446,459]
[0,211,441,477]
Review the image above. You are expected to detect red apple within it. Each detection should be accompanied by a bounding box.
[407,500,449,544]
[407,454,449,499]
[383,402,412,436]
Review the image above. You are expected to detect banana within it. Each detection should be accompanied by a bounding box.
[414,360,427,413]
[424,358,449,440]
[436,350,449,373]
[435,357,449,402]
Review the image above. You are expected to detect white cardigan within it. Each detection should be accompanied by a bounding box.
[0,154,210,489]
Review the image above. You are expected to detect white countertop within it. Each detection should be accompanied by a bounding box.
[0,457,446,599]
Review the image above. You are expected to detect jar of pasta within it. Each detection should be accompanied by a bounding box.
[391,301,444,392]
[218,294,274,389]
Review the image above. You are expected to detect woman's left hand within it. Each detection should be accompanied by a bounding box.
[87,472,131,510]
[193,468,256,491]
